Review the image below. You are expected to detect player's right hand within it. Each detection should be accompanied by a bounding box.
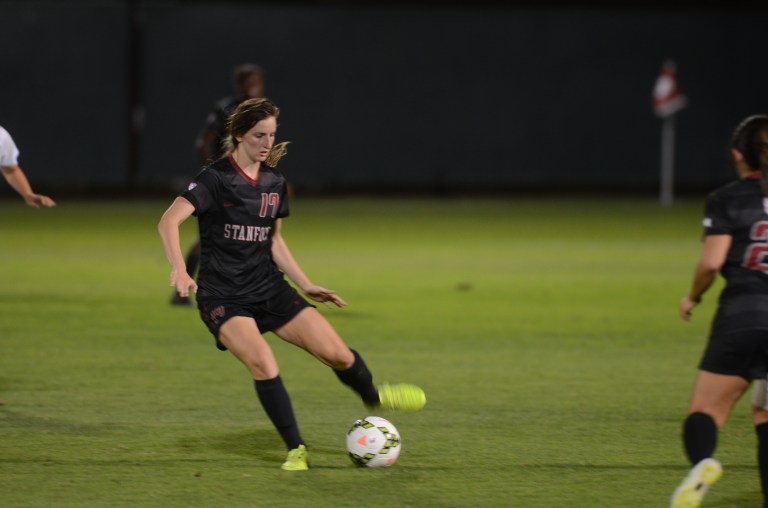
[170,270,198,298]
[24,193,56,208]
[679,295,699,322]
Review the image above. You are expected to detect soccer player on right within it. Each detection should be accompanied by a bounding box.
[672,115,768,508]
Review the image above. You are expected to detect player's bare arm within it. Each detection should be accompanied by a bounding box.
[680,234,731,321]
[1,165,56,208]
[270,218,347,308]
[158,197,198,297]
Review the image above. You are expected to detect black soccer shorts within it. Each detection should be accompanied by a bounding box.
[196,280,315,351]
[699,329,768,380]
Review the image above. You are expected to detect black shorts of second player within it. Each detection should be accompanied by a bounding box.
[197,280,315,351]
[699,329,768,380]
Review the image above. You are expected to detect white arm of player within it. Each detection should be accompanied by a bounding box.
[158,197,198,297]
[1,165,56,208]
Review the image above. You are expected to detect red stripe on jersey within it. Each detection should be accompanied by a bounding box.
[229,156,261,186]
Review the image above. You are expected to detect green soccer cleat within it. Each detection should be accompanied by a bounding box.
[670,458,722,508]
[281,444,309,471]
[375,383,426,412]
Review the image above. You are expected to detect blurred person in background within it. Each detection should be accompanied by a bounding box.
[158,98,425,470]
[171,63,265,306]
[196,63,266,164]
[0,125,55,208]
[673,115,768,508]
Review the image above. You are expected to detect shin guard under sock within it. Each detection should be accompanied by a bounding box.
[334,349,379,406]
[254,376,303,450]
[683,412,717,464]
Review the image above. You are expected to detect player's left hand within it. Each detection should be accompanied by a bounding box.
[303,285,347,309]
[679,295,699,322]
[24,193,56,208]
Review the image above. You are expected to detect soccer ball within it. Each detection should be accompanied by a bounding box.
[345,416,401,468]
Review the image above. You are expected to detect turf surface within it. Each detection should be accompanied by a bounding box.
[0,197,762,507]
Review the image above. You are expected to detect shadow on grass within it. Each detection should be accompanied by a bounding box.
[519,463,760,472]
[178,429,356,470]
[178,429,281,460]
[0,407,122,435]
[708,492,763,507]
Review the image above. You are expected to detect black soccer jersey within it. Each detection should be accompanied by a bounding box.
[703,176,768,333]
[180,156,290,299]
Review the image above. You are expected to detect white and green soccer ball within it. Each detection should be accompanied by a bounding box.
[346,416,401,468]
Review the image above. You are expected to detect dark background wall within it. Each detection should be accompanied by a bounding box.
[1,0,766,196]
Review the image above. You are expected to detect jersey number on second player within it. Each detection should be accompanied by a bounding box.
[744,221,768,272]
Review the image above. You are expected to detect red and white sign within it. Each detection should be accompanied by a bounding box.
[653,60,687,118]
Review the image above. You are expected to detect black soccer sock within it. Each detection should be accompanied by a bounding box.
[254,376,304,450]
[756,422,768,502]
[683,412,718,464]
[334,349,380,406]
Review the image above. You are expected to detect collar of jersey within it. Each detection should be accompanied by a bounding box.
[229,155,261,186]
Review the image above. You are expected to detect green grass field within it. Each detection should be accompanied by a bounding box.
[0,196,762,507]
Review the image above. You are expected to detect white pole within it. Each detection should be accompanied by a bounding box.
[660,114,675,207]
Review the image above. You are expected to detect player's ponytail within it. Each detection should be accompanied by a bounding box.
[731,114,768,195]
[224,97,290,167]
[265,141,290,168]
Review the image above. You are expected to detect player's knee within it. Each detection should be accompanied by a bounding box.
[322,346,354,370]
[688,407,728,428]
[241,354,278,379]
[246,362,279,380]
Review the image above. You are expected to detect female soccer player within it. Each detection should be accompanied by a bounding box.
[672,115,768,508]
[158,98,425,471]
[172,63,267,306]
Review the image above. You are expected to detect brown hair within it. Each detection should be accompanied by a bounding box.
[224,97,289,167]
[731,115,768,195]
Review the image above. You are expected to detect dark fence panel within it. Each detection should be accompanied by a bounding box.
[0,1,129,190]
[1,2,766,194]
